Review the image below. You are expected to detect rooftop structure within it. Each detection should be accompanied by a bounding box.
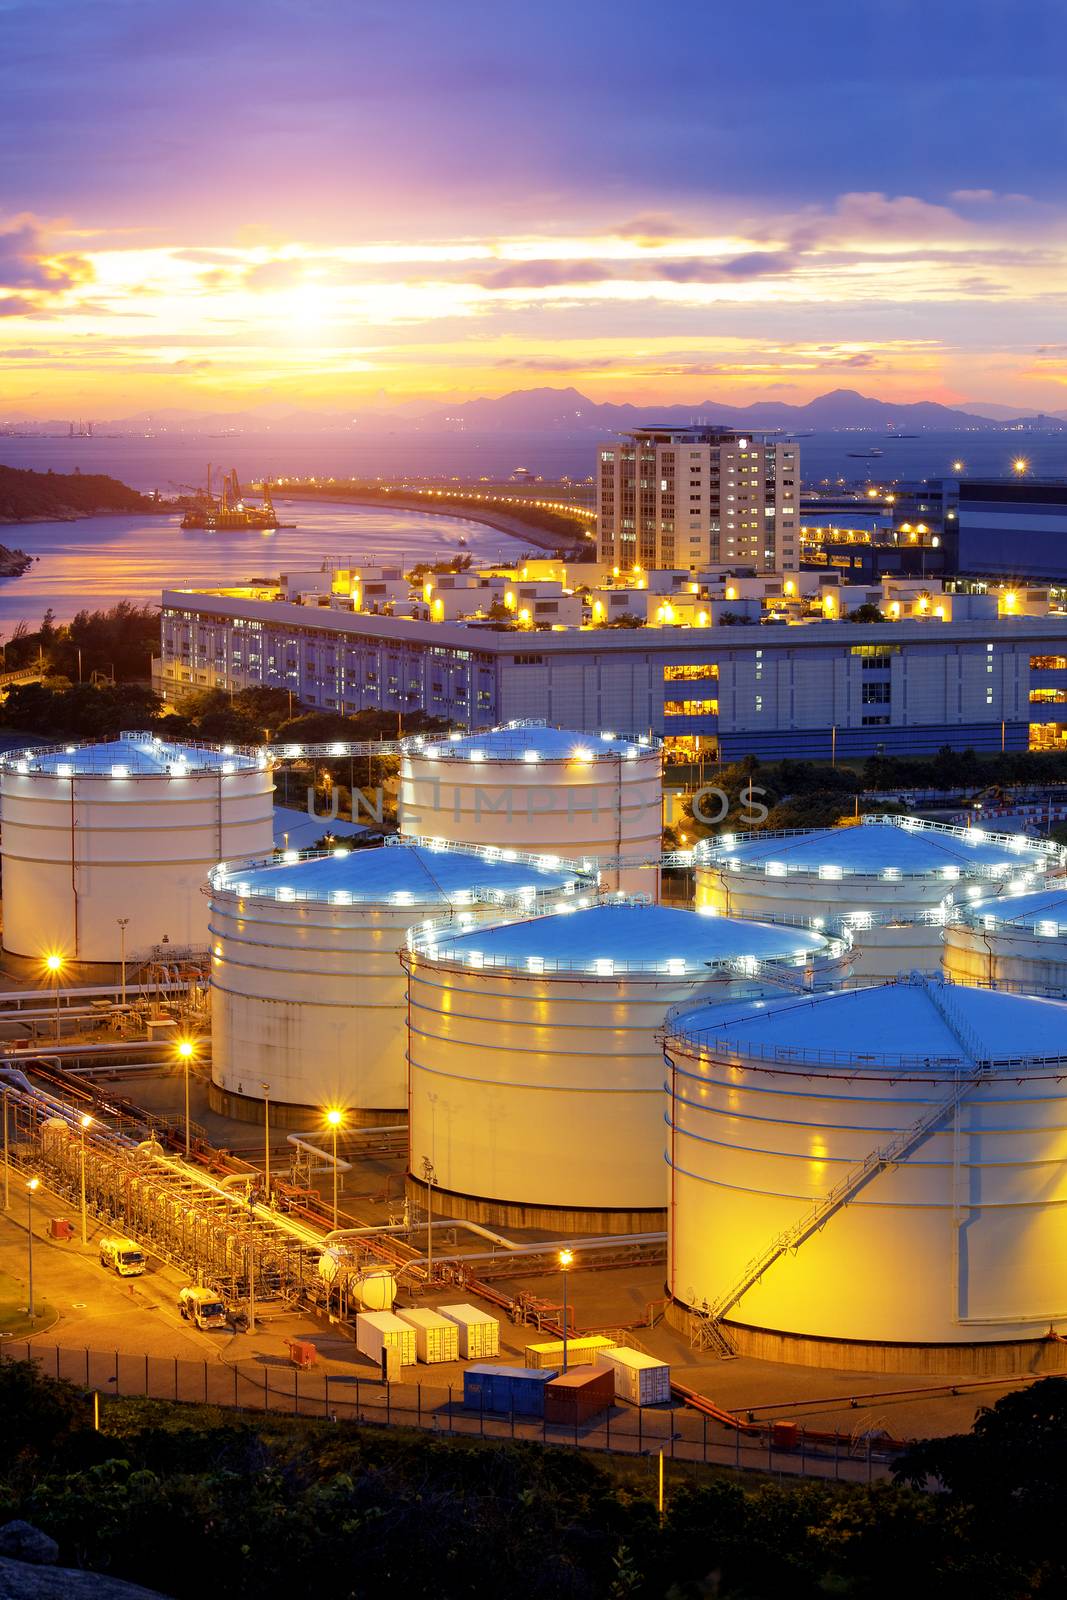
[663,978,1067,1366]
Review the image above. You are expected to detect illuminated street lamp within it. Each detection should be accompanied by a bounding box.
[78,1114,92,1244]
[175,1038,197,1160]
[26,1176,40,1321]
[44,953,64,1041]
[1013,457,1030,476]
[952,459,965,474]
[325,1108,344,1229]
[559,1248,575,1372]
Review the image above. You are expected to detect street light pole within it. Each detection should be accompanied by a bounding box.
[45,954,63,1041]
[2,1084,9,1212]
[262,1083,270,1197]
[325,1109,343,1229]
[421,1157,437,1285]
[79,1115,91,1245]
[117,918,129,1008]
[559,1248,574,1372]
[176,1039,196,1160]
[26,1177,39,1321]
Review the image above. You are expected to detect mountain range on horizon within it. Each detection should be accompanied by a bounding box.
[6,387,1067,436]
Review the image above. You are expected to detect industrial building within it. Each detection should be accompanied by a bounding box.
[207,837,590,1124]
[663,977,1067,1371]
[402,900,850,1233]
[0,733,274,963]
[695,816,1065,978]
[157,583,1067,758]
[399,723,662,895]
[942,885,1067,994]
[596,426,800,574]
[892,477,1067,581]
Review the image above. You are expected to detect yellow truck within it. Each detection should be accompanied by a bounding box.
[99,1236,146,1276]
[178,1286,228,1330]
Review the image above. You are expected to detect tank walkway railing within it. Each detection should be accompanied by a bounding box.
[697,1060,996,1354]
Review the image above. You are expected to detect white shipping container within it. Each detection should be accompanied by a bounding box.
[395,1308,460,1364]
[437,1303,500,1359]
[356,1310,417,1367]
[594,1347,671,1406]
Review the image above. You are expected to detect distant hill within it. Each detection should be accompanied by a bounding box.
[10,388,1067,437]
[405,386,1063,434]
[0,465,161,524]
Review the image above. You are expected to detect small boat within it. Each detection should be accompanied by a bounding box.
[847,448,884,458]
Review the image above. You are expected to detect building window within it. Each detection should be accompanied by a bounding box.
[664,663,719,681]
[862,682,891,704]
[663,698,718,717]
[1032,655,1067,670]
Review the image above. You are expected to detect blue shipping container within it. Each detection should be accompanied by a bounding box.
[463,1364,559,1418]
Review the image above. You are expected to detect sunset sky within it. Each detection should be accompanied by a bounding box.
[2,0,1066,418]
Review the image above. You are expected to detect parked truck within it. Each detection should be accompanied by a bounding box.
[178,1286,228,1330]
[99,1236,146,1276]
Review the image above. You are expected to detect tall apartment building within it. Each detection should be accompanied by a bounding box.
[597,425,800,574]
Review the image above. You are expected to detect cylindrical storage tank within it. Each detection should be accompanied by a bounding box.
[0,732,274,964]
[399,722,662,896]
[944,885,1067,994]
[695,815,1065,980]
[664,979,1067,1372]
[402,902,851,1233]
[208,837,590,1125]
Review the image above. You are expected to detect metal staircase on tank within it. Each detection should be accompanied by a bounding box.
[697,975,993,1356]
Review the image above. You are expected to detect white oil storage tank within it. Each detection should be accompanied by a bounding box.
[402,901,851,1233]
[399,722,662,896]
[943,885,1067,994]
[663,977,1067,1372]
[695,814,1064,979]
[208,837,590,1125]
[0,732,274,964]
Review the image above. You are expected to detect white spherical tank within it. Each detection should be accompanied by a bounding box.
[399,722,662,896]
[208,837,589,1123]
[0,733,274,963]
[944,885,1067,994]
[402,901,851,1232]
[664,979,1067,1369]
[695,815,1065,980]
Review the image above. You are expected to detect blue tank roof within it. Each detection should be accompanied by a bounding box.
[216,839,584,905]
[963,885,1067,931]
[5,732,259,776]
[416,724,651,762]
[665,979,1067,1069]
[700,816,1055,876]
[419,901,834,975]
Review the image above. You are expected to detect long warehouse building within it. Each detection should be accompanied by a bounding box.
[157,590,1067,759]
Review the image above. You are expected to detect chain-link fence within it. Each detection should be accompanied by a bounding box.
[1,1340,898,1484]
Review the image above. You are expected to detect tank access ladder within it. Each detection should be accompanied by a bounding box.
[698,976,990,1354]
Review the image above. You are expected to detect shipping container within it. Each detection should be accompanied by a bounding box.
[438,1302,500,1359]
[544,1366,615,1426]
[462,1364,557,1417]
[594,1346,671,1406]
[524,1334,617,1369]
[355,1310,416,1366]
[395,1307,460,1364]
